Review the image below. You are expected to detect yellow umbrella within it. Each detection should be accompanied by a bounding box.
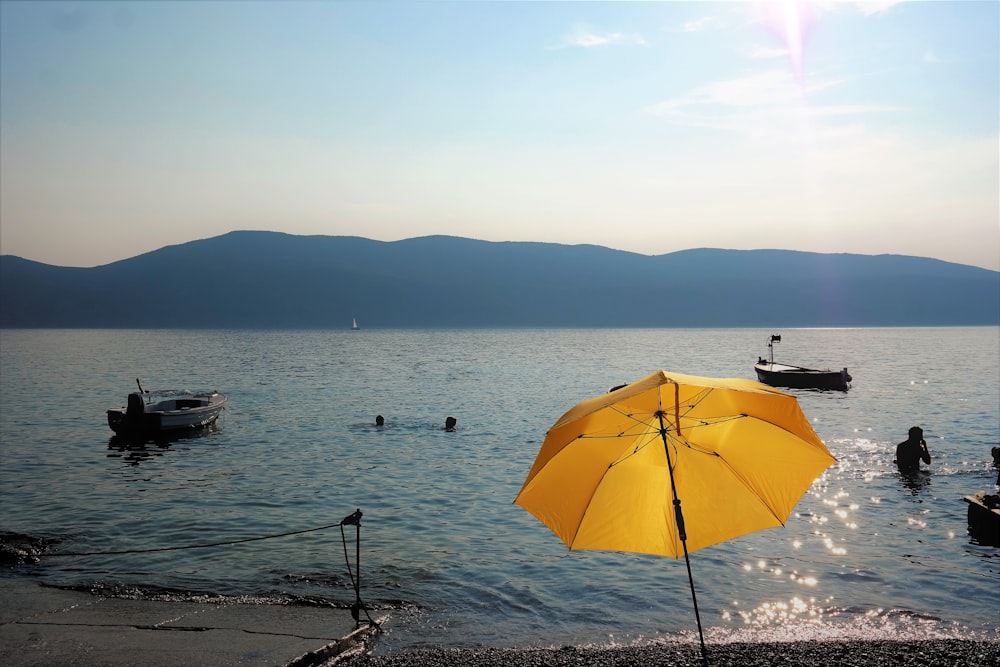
[514,370,836,664]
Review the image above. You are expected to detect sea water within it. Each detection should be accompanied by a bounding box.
[1,327,998,653]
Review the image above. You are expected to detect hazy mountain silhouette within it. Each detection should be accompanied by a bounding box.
[1,231,997,328]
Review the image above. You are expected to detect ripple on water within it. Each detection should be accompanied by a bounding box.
[1,327,998,651]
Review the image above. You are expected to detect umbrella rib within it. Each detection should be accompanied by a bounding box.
[606,430,662,468]
[719,452,788,526]
[742,412,833,457]
[663,426,789,528]
[569,432,658,549]
[677,387,713,418]
[672,414,747,455]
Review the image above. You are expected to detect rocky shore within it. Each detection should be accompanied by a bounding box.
[345,639,1000,667]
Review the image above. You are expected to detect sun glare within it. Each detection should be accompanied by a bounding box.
[757,1,817,81]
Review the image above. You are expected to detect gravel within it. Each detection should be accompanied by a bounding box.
[342,640,1000,667]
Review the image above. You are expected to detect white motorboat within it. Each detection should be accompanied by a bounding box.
[107,380,227,436]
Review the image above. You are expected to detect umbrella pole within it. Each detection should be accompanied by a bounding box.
[657,408,710,667]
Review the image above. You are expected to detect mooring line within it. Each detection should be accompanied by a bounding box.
[49,522,346,557]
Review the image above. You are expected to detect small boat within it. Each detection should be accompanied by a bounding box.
[963,493,1000,546]
[351,318,360,330]
[107,379,227,436]
[753,334,852,392]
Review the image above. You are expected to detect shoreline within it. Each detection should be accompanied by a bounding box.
[346,639,1000,667]
[1,579,998,665]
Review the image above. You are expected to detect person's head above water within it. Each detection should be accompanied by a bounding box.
[375,415,384,426]
[444,416,457,431]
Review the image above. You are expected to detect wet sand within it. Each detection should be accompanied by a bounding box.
[0,579,373,667]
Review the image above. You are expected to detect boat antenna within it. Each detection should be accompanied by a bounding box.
[135,378,151,404]
[768,334,781,365]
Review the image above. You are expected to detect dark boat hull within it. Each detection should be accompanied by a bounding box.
[964,495,1000,546]
[106,406,225,435]
[754,363,851,392]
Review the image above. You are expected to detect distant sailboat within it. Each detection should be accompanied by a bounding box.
[351,318,359,330]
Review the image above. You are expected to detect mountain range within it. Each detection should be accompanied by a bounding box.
[1,231,997,328]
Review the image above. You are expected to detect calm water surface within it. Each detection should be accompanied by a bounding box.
[1,328,998,653]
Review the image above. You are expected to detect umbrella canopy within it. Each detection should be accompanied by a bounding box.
[515,370,836,557]
[515,370,835,664]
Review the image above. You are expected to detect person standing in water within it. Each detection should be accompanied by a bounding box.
[896,426,931,473]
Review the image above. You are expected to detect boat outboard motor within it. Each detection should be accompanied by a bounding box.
[124,392,146,425]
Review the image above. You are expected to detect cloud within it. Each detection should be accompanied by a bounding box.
[850,1,907,17]
[47,5,93,33]
[804,1,907,18]
[548,24,647,50]
[682,16,718,33]
[642,69,897,140]
[664,6,744,34]
[745,44,792,60]
[649,70,841,112]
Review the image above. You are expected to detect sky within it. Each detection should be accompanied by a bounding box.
[1,1,997,271]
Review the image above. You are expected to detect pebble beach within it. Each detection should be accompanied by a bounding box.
[345,640,1000,667]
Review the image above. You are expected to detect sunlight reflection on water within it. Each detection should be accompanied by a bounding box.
[1,327,998,651]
